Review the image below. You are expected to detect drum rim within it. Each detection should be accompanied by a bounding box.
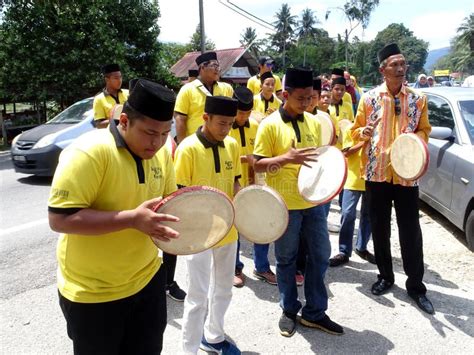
[297,145,348,205]
[153,186,235,255]
[390,133,430,180]
[316,113,336,146]
[233,185,289,243]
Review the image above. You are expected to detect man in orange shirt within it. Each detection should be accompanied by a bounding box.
[351,43,433,314]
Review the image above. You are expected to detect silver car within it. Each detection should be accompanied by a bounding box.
[419,87,474,251]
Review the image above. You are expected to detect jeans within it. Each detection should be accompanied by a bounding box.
[236,234,271,273]
[274,206,331,322]
[339,189,371,256]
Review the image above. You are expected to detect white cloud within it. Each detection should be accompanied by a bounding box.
[409,10,469,50]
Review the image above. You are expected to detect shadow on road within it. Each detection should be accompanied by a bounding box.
[17,175,52,186]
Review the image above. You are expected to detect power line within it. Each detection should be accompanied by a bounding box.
[226,1,275,28]
[217,0,275,32]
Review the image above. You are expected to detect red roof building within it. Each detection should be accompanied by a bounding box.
[170,47,259,84]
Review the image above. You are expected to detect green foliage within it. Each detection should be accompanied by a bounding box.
[240,27,263,59]
[435,13,474,74]
[0,0,179,105]
[188,24,216,52]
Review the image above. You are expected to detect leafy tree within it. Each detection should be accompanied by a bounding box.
[270,3,297,67]
[296,8,320,66]
[188,24,216,52]
[0,0,178,107]
[451,14,474,73]
[326,0,379,68]
[240,27,263,59]
[367,23,428,84]
[160,42,192,73]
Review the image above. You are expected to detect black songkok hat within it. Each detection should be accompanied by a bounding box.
[313,78,322,91]
[101,63,120,75]
[188,69,199,77]
[378,43,402,63]
[258,56,274,65]
[129,78,139,92]
[332,77,346,87]
[284,68,313,89]
[260,71,274,84]
[331,68,344,77]
[127,79,176,121]
[233,86,254,111]
[196,51,218,66]
[205,96,238,117]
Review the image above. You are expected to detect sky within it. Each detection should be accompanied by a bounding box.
[157,0,473,51]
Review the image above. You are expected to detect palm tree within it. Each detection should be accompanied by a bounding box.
[240,27,262,58]
[452,14,474,72]
[297,8,319,66]
[272,3,297,67]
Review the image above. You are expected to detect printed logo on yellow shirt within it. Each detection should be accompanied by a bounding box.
[249,138,255,146]
[305,134,316,143]
[225,161,233,170]
[151,166,163,180]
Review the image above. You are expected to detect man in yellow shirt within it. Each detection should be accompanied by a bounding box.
[247,56,283,99]
[174,51,233,143]
[351,43,433,314]
[48,79,179,353]
[175,96,242,354]
[93,63,129,129]
[329,129,375,267]
[254,68,343,337]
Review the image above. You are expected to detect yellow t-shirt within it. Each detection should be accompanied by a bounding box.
[174,80,234,138]
[174,128,242,247]
[48,122,176,303]
[253,93,282,116]
[329,101,355,149]
[247,74,282,95]
[342,128,365,191]
[228,118,259,187]
[343,91,352,108]
[93,88,129,121]
[253,109,322,210]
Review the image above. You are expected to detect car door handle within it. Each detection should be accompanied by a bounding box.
[460,177,469,184]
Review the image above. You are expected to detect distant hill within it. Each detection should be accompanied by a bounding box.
[425,47,451,72]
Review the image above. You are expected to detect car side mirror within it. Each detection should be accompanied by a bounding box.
[430,127,453,140]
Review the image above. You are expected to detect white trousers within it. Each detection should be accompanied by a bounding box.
[181,241,237,354]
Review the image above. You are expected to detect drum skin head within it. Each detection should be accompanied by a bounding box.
[111,104,123,120]
[298,146,347,205]
[234,185,289,244]
[390,133,429,180]
[152,186,234,255]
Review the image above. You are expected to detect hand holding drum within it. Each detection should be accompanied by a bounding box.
[284,140,319,167]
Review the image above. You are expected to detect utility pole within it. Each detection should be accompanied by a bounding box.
[199,0,205,53]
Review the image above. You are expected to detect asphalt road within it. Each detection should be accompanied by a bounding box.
[1,150,473,354]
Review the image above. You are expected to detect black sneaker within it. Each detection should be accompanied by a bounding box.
[279,312,297,337]
[329,253,349,267]
[300,315,344,335]
[166,281,186,302]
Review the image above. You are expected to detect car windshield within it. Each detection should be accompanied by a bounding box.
[459,100,474,145]
[46,99,93,124]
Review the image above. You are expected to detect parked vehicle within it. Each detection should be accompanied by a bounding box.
[10,97,94,176]
[419,87,474,251]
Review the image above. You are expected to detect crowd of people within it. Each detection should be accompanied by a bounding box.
[47,42,434,355]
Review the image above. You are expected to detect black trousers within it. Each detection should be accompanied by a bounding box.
[163,252,177,286]
[365,181,427,296]
[59,266,167,355]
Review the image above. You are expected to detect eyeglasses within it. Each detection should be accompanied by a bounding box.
[204,62,220,69]
[394,97,401,116]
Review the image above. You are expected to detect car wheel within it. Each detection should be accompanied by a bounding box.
[466,210,474,252]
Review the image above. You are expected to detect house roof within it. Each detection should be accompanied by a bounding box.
[170,47,258,79]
